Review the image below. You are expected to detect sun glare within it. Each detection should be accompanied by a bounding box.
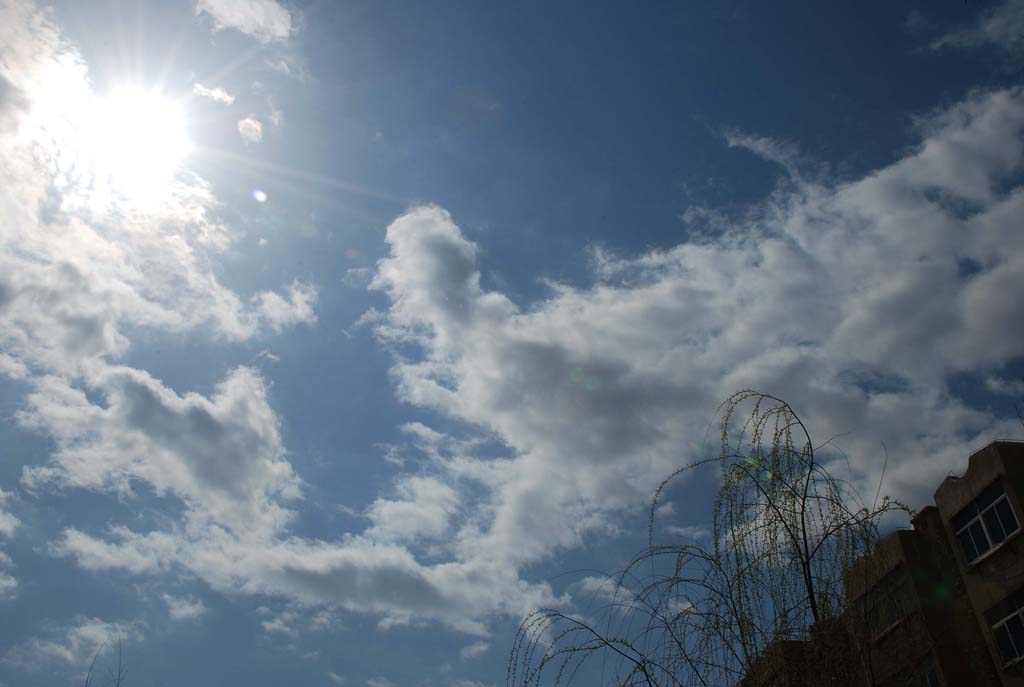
[81,86,192,205]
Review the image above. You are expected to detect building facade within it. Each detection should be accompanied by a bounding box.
[933,441,1024,686]
[741,440,1024,687]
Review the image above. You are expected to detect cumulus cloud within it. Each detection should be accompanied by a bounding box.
[255,279,318,331]
[364,87,1024,611]
[28,364,552,634]
[4,616,142,670]
[933,0,1024,52]
[238,115,263,143]
[366,476,458,543]
[195,0,293,42]
[162,594,207,622]
[53,526,181,575]
[192,82,236,105]
[22,365,300,537]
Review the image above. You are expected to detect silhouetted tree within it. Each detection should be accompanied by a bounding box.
[508,391,910,687]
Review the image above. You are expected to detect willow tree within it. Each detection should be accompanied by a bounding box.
[508,391,910,687]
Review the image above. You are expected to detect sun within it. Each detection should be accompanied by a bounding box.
[80,86,192,205]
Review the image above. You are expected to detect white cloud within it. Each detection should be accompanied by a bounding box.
[238,115,263,143]
[0,490,18,539]
[362,87,1024,624]
[192,82,236,105]
[0,352,27,379]
[22,365,300,538]
[366,476,458,543]
[0,552,16,601]
[255,279,318,331]
[366,678,393,687]
[4,616,142,669]
[459,641,489,660]
[52,526,180,575]
[261,608,299,637]
[328,672,346,685]
[195,0,293,42]
[162,594,207,622]
[27,367,550,635]
[933,0,1024,52]
[0,490,17,600]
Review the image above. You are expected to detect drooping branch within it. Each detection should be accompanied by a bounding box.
[509,391,910,687]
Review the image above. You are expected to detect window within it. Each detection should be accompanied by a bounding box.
[986,588,1024,666]
[994,607,1024,665]
[951,479,1020,564]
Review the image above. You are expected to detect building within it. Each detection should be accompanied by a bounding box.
[934,441,1024,686]
[740,440,1024,687]
[841,505,998,686]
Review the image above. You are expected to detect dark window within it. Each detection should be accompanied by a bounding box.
[992,591,1024,666]
[952,479,1020,564]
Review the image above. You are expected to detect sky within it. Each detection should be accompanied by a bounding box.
[1,0,1024,685]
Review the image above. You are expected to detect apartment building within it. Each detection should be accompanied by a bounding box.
[740,440,1024,687]
[933,441,1024,686]
[842,505,999,686]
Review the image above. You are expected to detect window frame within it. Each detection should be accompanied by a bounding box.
[953,479,1020,566]
[992,605,1024,667]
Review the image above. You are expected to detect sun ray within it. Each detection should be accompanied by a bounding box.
[195,145,405,207]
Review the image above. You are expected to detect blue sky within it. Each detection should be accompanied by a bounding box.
[1,0,1024,685]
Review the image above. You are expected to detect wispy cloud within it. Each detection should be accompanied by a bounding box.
[192,82,236,105]
[4,616,143,671]
[195,0,293,43]
[933,0,1024,52]
[459,641,490,660]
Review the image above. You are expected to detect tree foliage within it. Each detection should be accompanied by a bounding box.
[508,390,911,687]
